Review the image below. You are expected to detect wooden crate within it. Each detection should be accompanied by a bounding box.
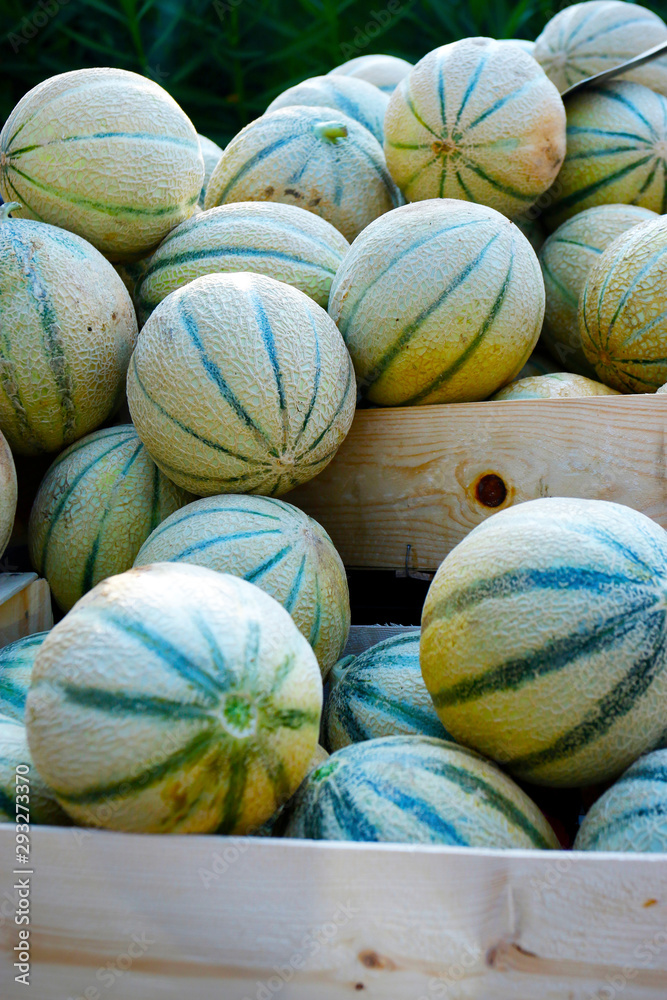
[290,395,667,572]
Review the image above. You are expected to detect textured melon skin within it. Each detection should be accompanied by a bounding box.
[328,54,413,93]
[546,82,667,230]
[580,216,667,392]
[135,202,349,323]
[197,133,224,208]
[252,743,329,837]
[328,200,544,406]
[534,1,667,96]
[0,632,50,721]
[127,271,356,496]
[283,735,560,848]
[29,425,193,612]
[25,564,323,834]
[491,372,620,400]
[574,748,667,852]
[421,497,667,787]
[0,429,17,559]
[539,205,658,376]
[134,494,350,677]
[384,37,566,217]
[204,106,399,242]
[0,68,203,260]
[323,633,450,751]
[266,75,389,145]
[0,214,138,455]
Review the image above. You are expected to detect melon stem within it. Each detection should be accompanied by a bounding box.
[0,202,21,222]
[315,122,348,144]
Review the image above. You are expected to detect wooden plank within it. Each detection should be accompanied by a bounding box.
[1,828,666,999]
[289,395,667,572]
[0,575,52,648]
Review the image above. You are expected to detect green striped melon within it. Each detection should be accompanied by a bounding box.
[204,106,400,242]
[383,37,566,217]
[539,204,658,376]
[253,742,329,837]
[134,494,350,678]
[25,564,323,833]
[0,68,203,260]
[127,271,356,496]
[534,1,667,96]
[580,215,667,392]
[0,631,70,825]
[0,206,138,455]
[574,748,667,852]
[323,632,450,751]
[545,81,667,230]
[197,133,224,208]
[0,428,17,559]
[491,372,620,400]
[328,200,544,406]
[421,497,667,787]
[29,425,193,612]
[135,202,349,323]
[328,54,413,94]
[283,735,560,848]
[266,75,389,145]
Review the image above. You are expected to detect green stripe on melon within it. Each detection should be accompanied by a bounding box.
[0,631,49,721]
[135,202,349,322]
[324,633,451,750]
[266,75,389,145]
[25,564,323,834]
[283,735,559,848]
[328,199,544,405]
[127,271,356,496]
[29,424,193,612]
[134,494,350,678]
[421,497,667,787]
[0,68,204,260]
[574,748,667,852]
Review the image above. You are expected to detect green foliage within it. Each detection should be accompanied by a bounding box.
[2,0,667,145]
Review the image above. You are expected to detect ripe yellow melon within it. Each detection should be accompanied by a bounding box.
[580,215,667,391]
[135,202,349,322]
[383,37,566,217]
[197,133,224,207]
[204,106,399,241]
[534,1,667,96]
[0,430,17,560]
[0,68,204,260]
[539,205,658,376]
[328,54,412,93]
[0,206,138,455]
[328,200,544,406]
[546,81,667,230]
[134,494,350,677]
[266,75,389,145]
[29,425,193,612]
[491,372,620,400]
[127,271,356,495]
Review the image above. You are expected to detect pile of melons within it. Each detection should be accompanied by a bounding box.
[1,0,667,851]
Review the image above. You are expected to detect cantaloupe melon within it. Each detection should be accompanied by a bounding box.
[574,748,667,852]
[421,497,667,787]
[135,202,349,322]
[283,735,560,848]
[204,106,399,241]
[328,54,412,93]
[0,68,204,260]
[0,206,138,455]
[491,372,620,399]
[539,204,658,376]
[266,75,389,145]
[534,1,667,96]
[127,271,356,495]
[197,133,224,208]
[579,215,667,392]
[29,424,193,612]
[25,564,323,834]
[134,494,350,678]
[0,428,17,560]
[328,199,544,405]
[383,37,566,217]
[252,742,329,837]
[546,81,667,230]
